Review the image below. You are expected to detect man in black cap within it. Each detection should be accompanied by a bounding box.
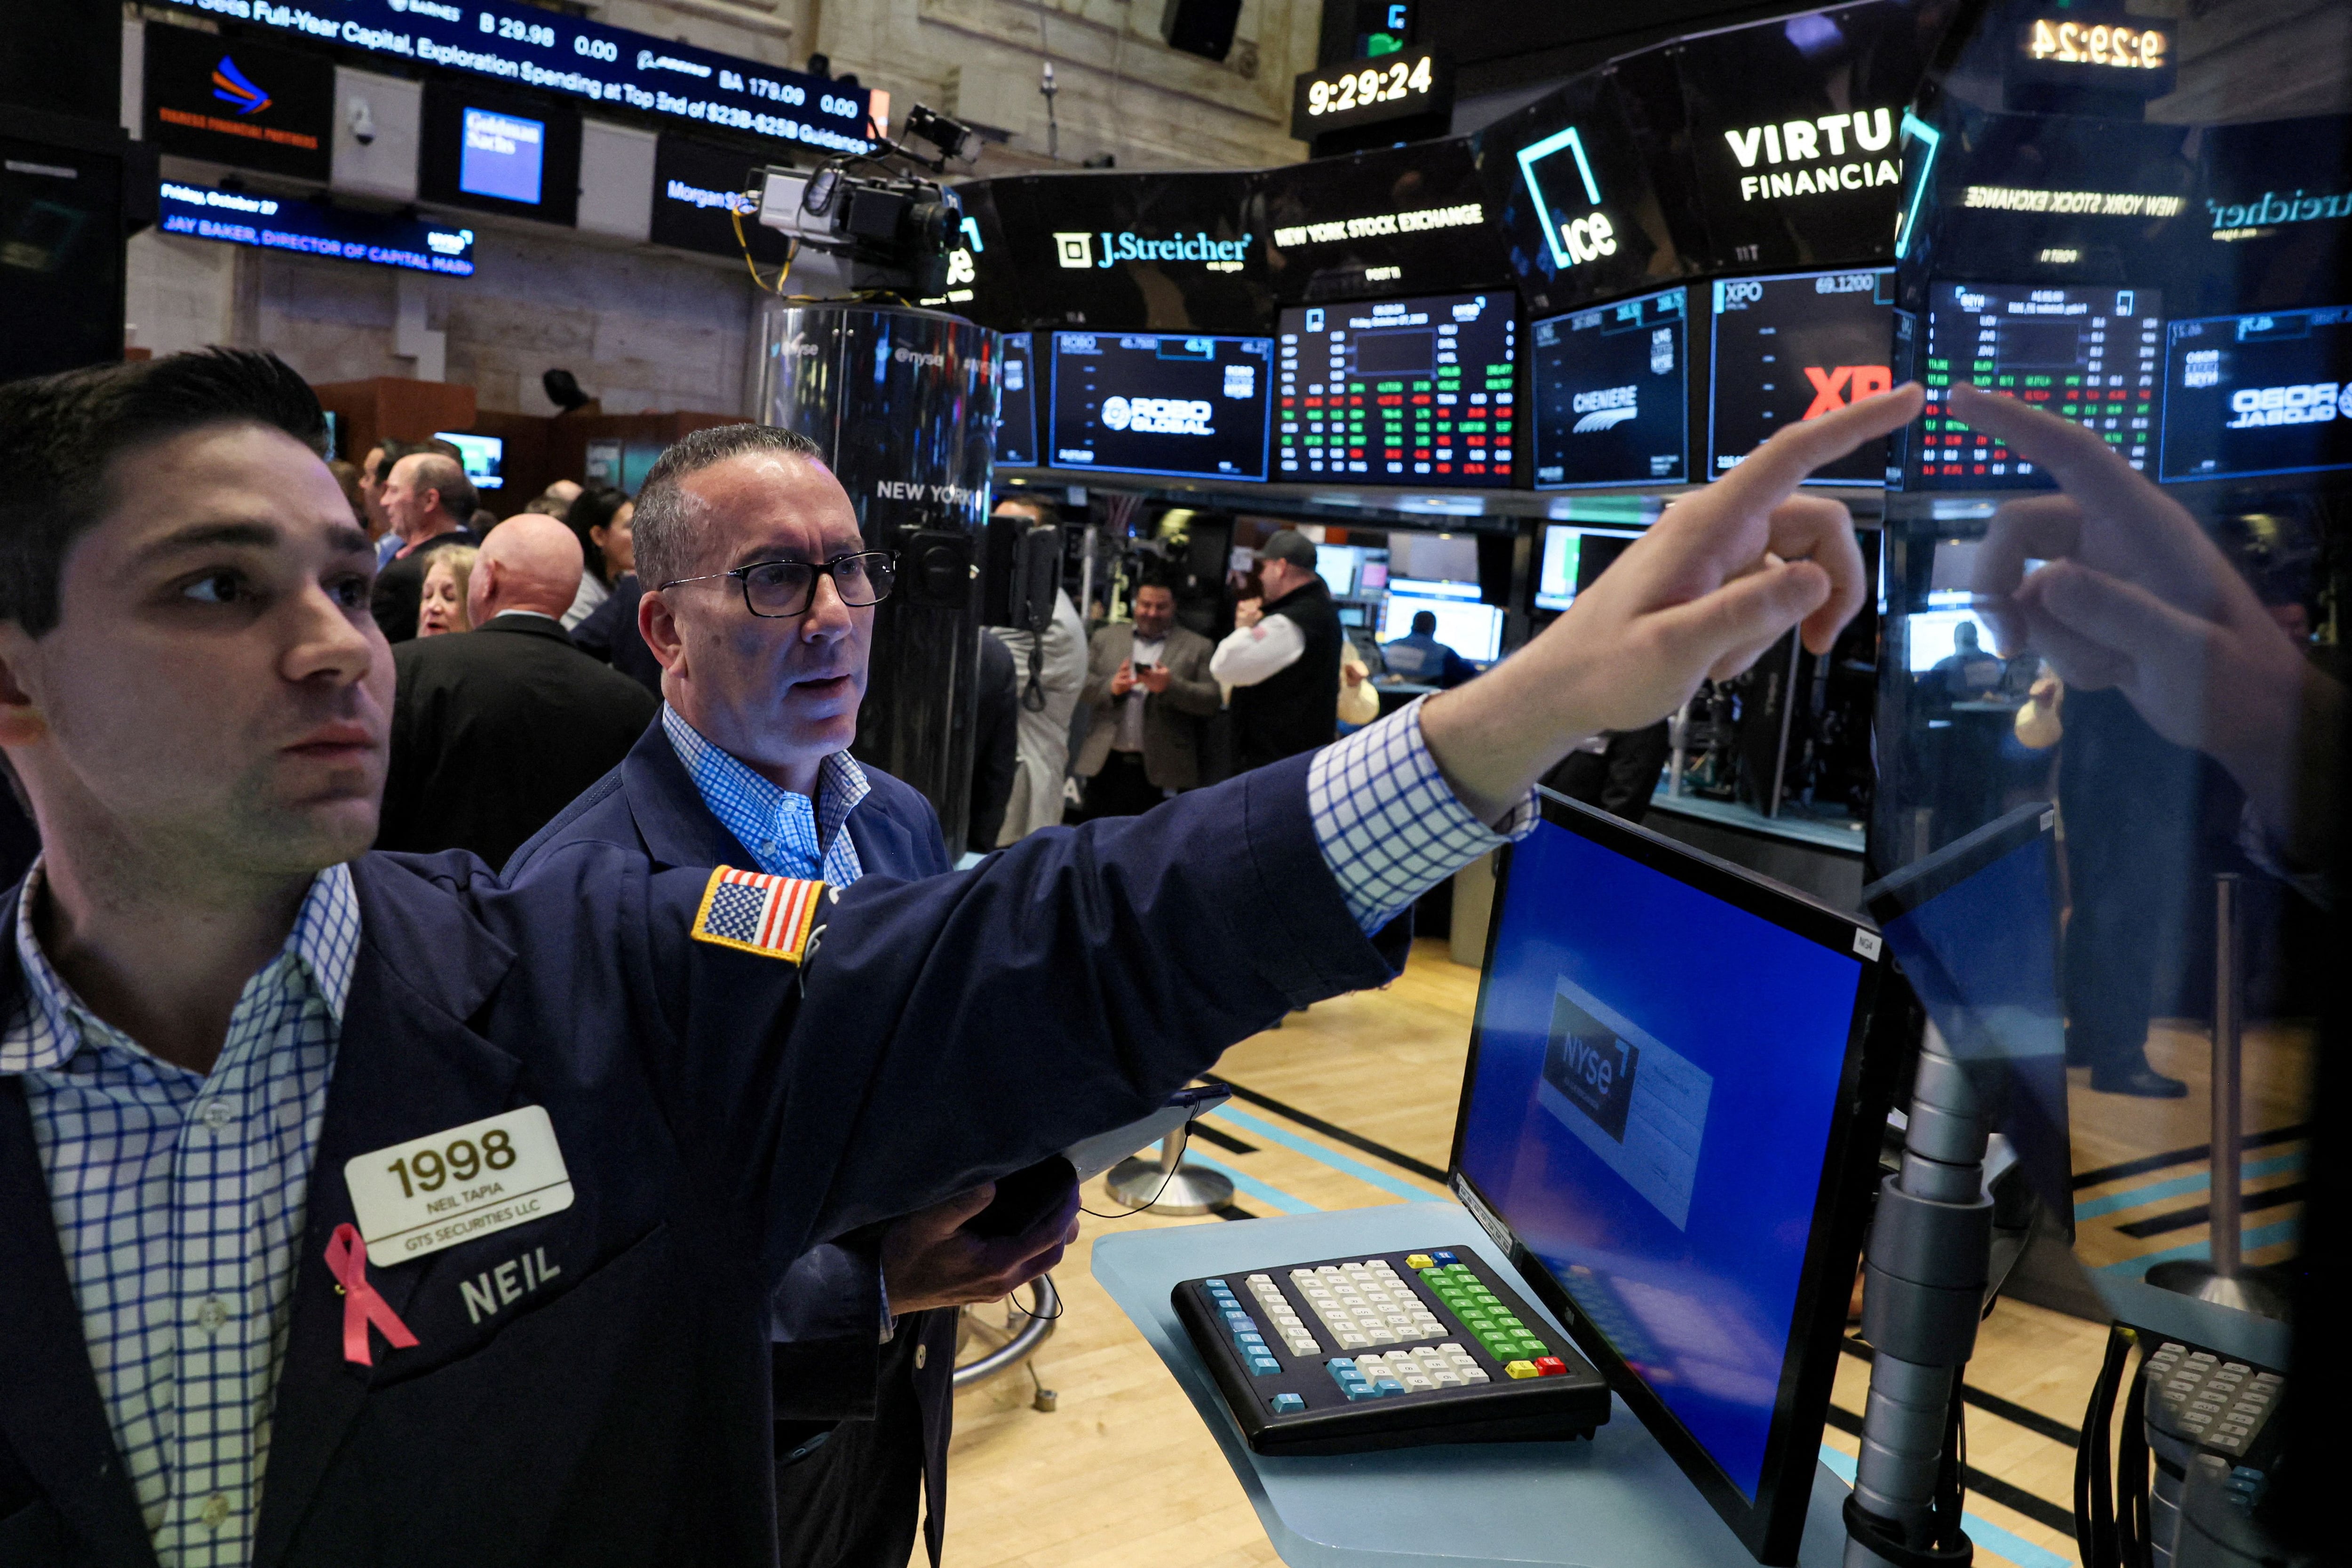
[1211,528,1343,771]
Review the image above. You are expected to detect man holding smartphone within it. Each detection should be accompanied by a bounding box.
[1076,577,1220,818]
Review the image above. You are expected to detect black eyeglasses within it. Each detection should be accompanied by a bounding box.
[660,551,897,618]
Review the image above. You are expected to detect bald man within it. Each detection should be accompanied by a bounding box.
[377,514,660,862]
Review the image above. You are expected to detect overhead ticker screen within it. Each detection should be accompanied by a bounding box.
[1709,268,1895,486]
[2160,305,2352,483]
[1912,282,2161,489]
[1275,291,1517,485]
[1049,332,1274,481]
[997,332,1039,467]
[1532,287,1689,489]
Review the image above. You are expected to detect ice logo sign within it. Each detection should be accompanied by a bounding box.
[1101,396,1215,436]
[1571,386,1640,432]
[1540,976,1713,1230]
[2226,382,2350,428]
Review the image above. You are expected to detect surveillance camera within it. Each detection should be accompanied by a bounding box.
[348,96,376,146]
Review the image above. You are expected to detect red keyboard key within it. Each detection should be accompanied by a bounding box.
[1534,1357,1567,1377]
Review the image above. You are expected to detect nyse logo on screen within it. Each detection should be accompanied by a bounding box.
[1722,107,1900,203]
[2226,382,2351,428]
[1802,364,1894,418]
[1571,385,1639,433]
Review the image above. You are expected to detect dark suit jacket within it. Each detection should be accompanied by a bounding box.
[379,615,660,868]
[506,724,956,1560]
[969,629,1018,854]
[0,756,1400,1566]
[570,574,665,698]
[1076,623,1219,791]
[370,527,478,645]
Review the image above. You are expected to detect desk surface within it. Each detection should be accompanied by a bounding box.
[1093,1202,1855,1568]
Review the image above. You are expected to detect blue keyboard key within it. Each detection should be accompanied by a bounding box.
[1250,1355,1282,1376]
[1271,1393,1305,1415]
[1375,1378,1406,1397]
[1205,1278,1227,1289]
[1432,1250,1458,1264]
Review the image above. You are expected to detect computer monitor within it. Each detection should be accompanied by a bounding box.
[1905,281,2161,490]
[434,431,505,492]
[996,331,1039,468]
[1049,331,1274,481]
[1452,795,1887,1563]
[1533,523,1642,613]
[1274,291,1518,485]
[1708,269,1895,486]
[2159,302,2352,483]
[1532,286,1690,489]
[1314,543,1365,598]
[1386,532,1479,587]
[1379,593,1503,662]
[1384,575,1482,602]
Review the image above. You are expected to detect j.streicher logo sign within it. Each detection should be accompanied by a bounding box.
[1053,230,1254,273]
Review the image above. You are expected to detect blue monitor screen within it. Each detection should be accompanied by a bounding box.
[460,108,547,206]
[1531,286,1688,488]
[1457,817,1865,1500]
[1049,332,1274,481]
[2159,303,2352,482]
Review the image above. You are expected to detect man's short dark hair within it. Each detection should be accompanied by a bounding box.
[0,348,326,637]
[1411,610,1438,635]
[400,452,478,524]
[632,423,819,589]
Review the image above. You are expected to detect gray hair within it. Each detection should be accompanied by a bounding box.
[631,423,824,588]
[399,451,477,524]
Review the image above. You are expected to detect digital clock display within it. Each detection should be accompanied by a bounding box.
[1290,48,1451,142]
[2023,18,2169,70]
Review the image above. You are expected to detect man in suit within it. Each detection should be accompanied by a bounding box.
[1076,578,1219,819]
[0,347,1910,1565]
[377,514,657,866]
[509,427,1067,1568]
[370,451,479,644]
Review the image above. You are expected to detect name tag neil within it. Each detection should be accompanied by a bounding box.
[344,1106,575,1268]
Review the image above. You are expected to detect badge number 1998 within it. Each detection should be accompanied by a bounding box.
[344,1106,575,1268]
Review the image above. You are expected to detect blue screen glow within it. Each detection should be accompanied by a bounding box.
[1459,818,1863,1499]
[460,108,546,206]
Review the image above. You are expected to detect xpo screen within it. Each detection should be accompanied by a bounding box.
[1910,282,2161,489]
[2161,304,2352,482]
[1532,286,1690,489]
[1708,269,1895,486]
[1275,291,1518,485]
[1049,333,1275,481]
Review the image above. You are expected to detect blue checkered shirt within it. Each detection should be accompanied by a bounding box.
[662,705,870,887]
[1309,695,1539,931]
[0,862,358,1568]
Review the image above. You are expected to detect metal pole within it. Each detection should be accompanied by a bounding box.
[1768,633,1800,818]
[1668,699,1691,798]
[2209,873,2242,1279]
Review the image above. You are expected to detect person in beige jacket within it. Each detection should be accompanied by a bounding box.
[1075,579,1220,817]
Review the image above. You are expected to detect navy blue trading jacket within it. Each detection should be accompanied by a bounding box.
[506,720,958,1562]
[0,752,1404,1567]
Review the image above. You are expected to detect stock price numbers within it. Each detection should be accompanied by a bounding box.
[1292,48,1451,141]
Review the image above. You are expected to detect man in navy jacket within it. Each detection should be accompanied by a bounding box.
[0,349,1916,1567]
[507,425,1041,1568]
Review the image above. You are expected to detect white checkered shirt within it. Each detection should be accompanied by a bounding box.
[1309,695,1540,932]
[0,861,357,1568]
[663,705,869,887]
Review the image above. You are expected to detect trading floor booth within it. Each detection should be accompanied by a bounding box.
[945,0,2342,1563]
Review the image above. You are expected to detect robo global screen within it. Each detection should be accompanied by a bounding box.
[1050,332,1274,481]
[2160,304,2352,482]
[1532,287,1689,488]
[1458,818,1864,1499]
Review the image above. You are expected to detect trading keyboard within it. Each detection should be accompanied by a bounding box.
[1173,1247,1611,1455]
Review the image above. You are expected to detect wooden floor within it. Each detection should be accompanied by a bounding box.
[926,938,2212,1568]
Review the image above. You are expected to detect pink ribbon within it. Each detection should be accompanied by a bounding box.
[325,1223,419,1367]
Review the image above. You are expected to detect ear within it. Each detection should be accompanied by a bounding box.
[466,557,496,624]
[0,623,49,750]
[638,587,689,679]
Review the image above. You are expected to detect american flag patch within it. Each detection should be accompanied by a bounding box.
[689,867,825,962]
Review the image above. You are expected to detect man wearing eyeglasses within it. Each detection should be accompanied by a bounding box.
[505,425,1066,1568]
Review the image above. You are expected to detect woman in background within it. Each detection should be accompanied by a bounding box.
[563,486,636,629]
[417,543,479,637]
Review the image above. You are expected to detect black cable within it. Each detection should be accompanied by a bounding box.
[2076,1324,2131,1568]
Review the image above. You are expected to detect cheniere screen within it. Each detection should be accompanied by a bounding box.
[1457,817,1864,1499]
[1532,286,1689,488]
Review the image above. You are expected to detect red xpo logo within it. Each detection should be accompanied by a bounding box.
[1803,365,1892,418]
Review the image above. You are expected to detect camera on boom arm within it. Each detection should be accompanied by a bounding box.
[754,104,979,297]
